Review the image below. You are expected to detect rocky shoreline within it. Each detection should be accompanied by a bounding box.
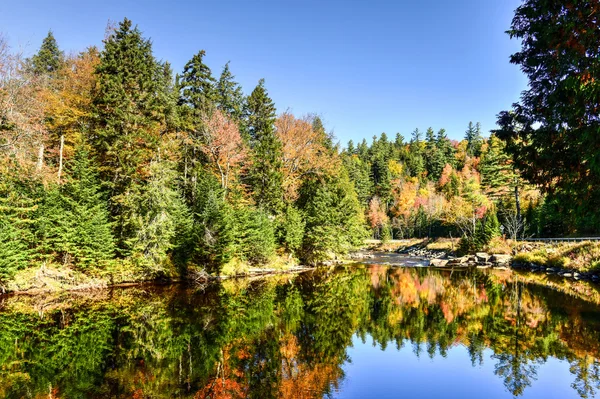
[349,244,600,283]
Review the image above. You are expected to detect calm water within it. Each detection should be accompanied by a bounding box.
[2,264,600,398]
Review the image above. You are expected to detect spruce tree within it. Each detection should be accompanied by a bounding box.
[92,18,173,252]
[38,147,115,267]
[407,128,425,177]
[465,121,483,157]
[179,50,217,123]
[246,79,284,214]
[436,128,456,168]
[480,134,517,199]
[216,62,245,121]
[31,30,62,75]
[298,170,367,265]
[0,177,38,281]
[424,127,445,180]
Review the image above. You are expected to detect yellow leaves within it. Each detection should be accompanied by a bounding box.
[388,159,403,179]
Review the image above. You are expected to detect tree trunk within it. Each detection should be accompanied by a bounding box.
[36,143,44,172]
[514,180,521,235]
[57,134,64,183]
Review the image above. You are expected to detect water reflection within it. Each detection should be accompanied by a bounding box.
[1,265,600,398]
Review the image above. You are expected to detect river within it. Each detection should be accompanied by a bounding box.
[1,261,600,398]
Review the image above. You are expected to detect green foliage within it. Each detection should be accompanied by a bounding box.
[30,30,62,75]
[92,18,173,252]
[234,206,276,265]
[0,176,40,281]
[299,171,367,264]
[495,0,600,233]
[184,172,235,269]
[480,134,517,198]
[179,49,217,122]
[122,161,191,270]
[278,205,305,255]
[465,121,483,157]
[38,147,115,267]
[216,62,245,122]
[246,79,284,214]
[458,209,500,254]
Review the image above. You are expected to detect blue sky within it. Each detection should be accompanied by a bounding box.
[0,0,527,144]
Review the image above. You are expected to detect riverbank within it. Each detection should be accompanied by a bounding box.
[361,238,600,282]
[0,257,314,296]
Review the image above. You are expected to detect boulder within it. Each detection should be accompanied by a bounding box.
[491,254,511,264]
[476,252,490,262]
[449,256,469,265]
[430,259,449,267]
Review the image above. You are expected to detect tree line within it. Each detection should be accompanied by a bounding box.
[0,19,366,282]
[2,0,599,282]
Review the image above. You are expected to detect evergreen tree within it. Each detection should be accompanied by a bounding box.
[278,205,305,256]
[407,128,425,177]
[495,0,600,233]
[122,159,191,269]
[216,62,245,122]
[184,172,236,270]
[0,177,39,282]
[343,153,373,206]
[436,128,456,168]
[235,206,277,264]
[346,140,355,154]
[465,121,483,157]
[30,30,62,75]
[246,79,284,214]
[38,147,115,267]
[92,18,173,252]
[312,116,333,150]
[179,50,217,119]
[298,171,367,265]
[424,127,445,180]
[480,134,517,199]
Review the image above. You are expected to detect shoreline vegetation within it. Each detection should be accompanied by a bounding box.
[2,2,600,297]
[4,238,600,295]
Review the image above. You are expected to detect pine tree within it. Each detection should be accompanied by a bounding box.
[436,128,456,168]
[216,62,245,123]
[92,18,173,251]
[246,79,284,214]
[480,134,517,199]
[122,159,191,269]
[38,147,115,267]
[278,204,305,255]
[465,121,483,157]
[298,170,367,265]
[31,30,62,75]
[346,140,355,154]
[424,127,445,180]
[407,128,425,177]
[179,50,217,122]
[0,177,39,282]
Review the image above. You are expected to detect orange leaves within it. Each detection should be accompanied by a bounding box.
[201,109,248,191]
[367,196,388,229]
[275,112,336,201]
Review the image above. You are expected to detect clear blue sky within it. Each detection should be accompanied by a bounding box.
[0,0,527,144]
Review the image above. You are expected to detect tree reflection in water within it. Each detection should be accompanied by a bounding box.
[1,265,600,398]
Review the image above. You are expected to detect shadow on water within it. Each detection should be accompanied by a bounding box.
[1,264,600,398]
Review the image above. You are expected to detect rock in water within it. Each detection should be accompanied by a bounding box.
[476,252,490,262]
[430,259,449,267]
[491,254,511,264]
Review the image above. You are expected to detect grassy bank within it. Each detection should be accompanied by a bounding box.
[0,255,303,295]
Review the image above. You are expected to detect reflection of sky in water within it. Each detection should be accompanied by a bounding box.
[334,335,576,399]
